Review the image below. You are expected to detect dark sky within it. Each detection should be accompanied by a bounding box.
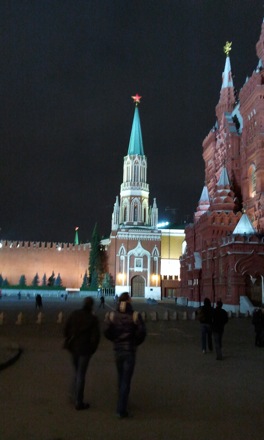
[0,0,263,243]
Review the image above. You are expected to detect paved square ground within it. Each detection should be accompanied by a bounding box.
[0,297,263,440]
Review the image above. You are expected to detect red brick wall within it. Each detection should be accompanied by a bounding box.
[0,241,90,288]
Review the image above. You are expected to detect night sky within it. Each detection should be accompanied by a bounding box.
[1,1,263,243]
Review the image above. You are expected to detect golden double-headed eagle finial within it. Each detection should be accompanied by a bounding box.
[223,41,232,56]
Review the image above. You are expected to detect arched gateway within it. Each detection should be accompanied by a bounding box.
[131,275,145,297]
[245,275,262,306]
[235,251,264,306]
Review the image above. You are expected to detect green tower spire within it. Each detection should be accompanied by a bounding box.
[128,94,144,156]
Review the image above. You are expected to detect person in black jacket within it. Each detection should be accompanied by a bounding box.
[252,308,264,347]
[104,292,146,418]
[198,297,213,354]
[212,300,228,360]
[63,297,100,410]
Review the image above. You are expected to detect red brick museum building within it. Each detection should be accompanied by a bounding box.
[180,20,264,311]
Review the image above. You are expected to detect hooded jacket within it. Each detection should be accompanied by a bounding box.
[104,301,146,352]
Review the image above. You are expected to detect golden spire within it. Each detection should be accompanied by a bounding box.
[223,41,232,57]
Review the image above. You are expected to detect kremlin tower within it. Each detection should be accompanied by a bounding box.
[107,95,161,298]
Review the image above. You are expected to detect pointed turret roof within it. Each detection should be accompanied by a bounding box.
[128,106,144,156]
[210,167,235,212]
[200,185,210,202]
[233,213,256,235]
[222,55,234,89]
[114,195,119,207]
[217,166,230,186]
[194,185,210,223]
[256,18,264,64]
[216,42,236,120]
[74,227,79,245]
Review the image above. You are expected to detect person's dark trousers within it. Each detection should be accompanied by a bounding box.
[201,323,213,352]
[255,330,263,346]
[71,354,91,406]
[115,351,136,416]
[213,331,223,359]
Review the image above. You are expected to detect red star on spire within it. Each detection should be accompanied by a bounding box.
[131,93,142,105]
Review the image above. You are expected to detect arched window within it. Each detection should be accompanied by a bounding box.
[134,160,139,182]
[141,160,146,182]
[143,208,146,223]
[126,164,130,181]
[119,247,126,273]
[134,205,138,221]
[248,164,256,197]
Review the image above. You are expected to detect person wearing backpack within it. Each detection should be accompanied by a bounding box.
[104,292,146,418]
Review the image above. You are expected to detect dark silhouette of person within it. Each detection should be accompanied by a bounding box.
[63,297,100,410]
[104,292,146,418]
[35,294,42,309]
[99,295,105,308]
[198,297,213,353]
[212,300,228,360]
[252,308,264,347]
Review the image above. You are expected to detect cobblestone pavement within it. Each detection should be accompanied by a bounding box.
[0,297,264,440]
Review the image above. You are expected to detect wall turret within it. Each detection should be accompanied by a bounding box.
[111,196,120,230]
[150,197,158,228]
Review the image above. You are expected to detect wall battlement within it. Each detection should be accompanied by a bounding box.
[0,240,90,251]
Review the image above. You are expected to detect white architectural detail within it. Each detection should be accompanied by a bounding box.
[111,196,120,231]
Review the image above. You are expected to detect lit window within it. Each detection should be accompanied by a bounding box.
[248,164,256,197]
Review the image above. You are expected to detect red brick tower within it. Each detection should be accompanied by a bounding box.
[181,27,264,311]
[240,19,264,232]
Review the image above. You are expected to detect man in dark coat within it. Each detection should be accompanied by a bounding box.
[99,295,105,308]
[252,308,264,347]
[64,297,100,410]
[198,297,214,353]
[35,294,43,309]
[212,300,228,360]
[104,292,146,418]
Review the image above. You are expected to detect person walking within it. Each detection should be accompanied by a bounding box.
[212,300,228,360]
[63,297,100,410]
[35,294,43,309]
[99,295,105,309]
[252,308,264,347]
[104,292,146,418]
[197,297,213,353]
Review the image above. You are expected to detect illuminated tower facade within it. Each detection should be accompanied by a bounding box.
[108,95,161,298]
